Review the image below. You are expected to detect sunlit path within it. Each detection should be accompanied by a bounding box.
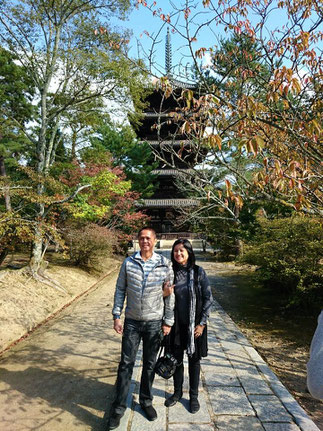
[0,255,319,431]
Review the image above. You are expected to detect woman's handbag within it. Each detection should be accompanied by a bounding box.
[155,335,178,379]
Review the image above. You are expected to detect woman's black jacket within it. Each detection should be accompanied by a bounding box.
[170,264,213,360]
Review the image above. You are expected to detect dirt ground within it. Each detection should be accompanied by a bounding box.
[205,262,323,430]
[0,255,322,429]
[0,267,122,431]
[0,254,121,353]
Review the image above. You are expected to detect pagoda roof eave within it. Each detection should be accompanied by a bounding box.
[150,74,197,90]
[136,198,199,208]
[139,140,190,146]
[169,77,196,89]
[151,169,194,176]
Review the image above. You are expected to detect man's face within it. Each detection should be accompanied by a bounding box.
[138,229,157,254]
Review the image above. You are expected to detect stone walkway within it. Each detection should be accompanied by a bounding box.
[115,301,320,431]
[0,251,320,431]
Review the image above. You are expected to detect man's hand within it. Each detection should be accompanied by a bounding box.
[163,281,175,297]
[162,324,171,336]
[194,324,205,338]
[114,318,123,334]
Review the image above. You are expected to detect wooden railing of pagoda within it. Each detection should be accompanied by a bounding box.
[158,232,200,240]
[131,232,200,242]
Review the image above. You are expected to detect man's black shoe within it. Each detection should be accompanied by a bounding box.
[142,405,157,421]
[164,392,182,407]
[190,398,200,414]
[107,412,123,430]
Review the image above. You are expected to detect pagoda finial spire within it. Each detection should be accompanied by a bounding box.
[165,27,172,76]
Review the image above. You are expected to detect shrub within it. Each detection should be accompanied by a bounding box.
[241,216,323,310]
[64,223,118,270]
[0,214,35,265]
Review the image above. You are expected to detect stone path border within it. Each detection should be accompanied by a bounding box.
[113,299,320,431]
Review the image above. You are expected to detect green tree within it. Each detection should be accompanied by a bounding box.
[207,33,271,102]
[0,47,35,263]
[0,47,35,179]
[0,0,147,272]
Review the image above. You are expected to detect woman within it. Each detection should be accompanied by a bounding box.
[165,238,213,413]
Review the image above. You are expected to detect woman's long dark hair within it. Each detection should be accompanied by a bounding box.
[171,238,196,271]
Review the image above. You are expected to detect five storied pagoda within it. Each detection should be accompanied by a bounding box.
[135,28,200,238]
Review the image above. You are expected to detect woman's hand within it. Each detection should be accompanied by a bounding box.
[163,280,174,297]
[162,324,171,336]
[194,324,205,338]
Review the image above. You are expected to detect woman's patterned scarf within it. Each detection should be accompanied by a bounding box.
[187,267,196,356]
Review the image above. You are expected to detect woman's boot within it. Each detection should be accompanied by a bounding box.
[164,362,183,407]
[189,357,200,413]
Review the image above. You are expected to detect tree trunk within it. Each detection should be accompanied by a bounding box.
[71,130,77,160]
[0,155,11,265]
[0,155,12,212]
[236,239,244,256]
[30,220,44,273]
[0,249,8,266]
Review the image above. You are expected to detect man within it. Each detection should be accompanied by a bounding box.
[107,227,175,430]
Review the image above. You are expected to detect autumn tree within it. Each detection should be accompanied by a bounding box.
[87,118,158,197]
[135,0,323,224]
[59,152,149,250]
[0,0,147,272]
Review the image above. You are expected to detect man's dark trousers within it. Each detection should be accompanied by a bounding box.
[111,318,162,415]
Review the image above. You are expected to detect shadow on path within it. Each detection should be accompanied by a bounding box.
[0,365,114,431]
[0,273,121,431]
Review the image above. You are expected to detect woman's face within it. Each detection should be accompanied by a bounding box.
[173,244,189,266]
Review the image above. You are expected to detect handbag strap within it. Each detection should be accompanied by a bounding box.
[157,333,171,358]
[157,341,165,360]
[163,333,172,354]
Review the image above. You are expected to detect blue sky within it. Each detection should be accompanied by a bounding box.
[113,0,322,80]
[116,1,288,78]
